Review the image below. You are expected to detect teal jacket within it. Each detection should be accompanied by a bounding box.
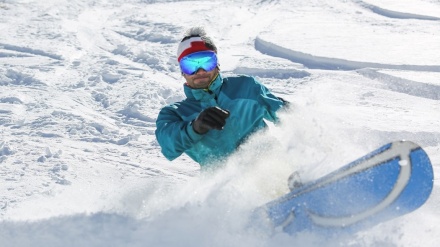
[155,73,284,166]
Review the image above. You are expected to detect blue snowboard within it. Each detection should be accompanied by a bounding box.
[254,141,434,235]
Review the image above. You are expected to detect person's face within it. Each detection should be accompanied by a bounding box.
[183,67,219,89]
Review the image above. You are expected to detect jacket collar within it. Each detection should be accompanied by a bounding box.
[183,73,223,101]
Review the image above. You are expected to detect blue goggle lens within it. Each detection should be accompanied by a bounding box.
[179,51,218,75]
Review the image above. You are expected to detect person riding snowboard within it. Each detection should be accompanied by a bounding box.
[155,27,287,166]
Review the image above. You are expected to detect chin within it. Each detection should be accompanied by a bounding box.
[194,80,209,87]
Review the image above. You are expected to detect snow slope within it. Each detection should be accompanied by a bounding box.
[1,0,439,246]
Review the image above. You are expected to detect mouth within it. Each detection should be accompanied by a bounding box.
[193,75,209,80]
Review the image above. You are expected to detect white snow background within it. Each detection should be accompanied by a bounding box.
[1,0,440,246]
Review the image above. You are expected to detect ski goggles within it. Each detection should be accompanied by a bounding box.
[179,51,218,75]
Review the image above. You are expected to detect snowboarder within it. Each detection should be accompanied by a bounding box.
[155,27,287,166]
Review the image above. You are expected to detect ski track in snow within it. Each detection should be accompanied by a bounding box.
[1,0,440,246]
[357,0,440,21]
[255,36,440,71]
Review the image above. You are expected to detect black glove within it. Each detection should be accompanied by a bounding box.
[192,107,230,134]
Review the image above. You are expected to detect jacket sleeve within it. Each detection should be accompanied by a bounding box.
[155,107,203,161]
[256,80,286,122]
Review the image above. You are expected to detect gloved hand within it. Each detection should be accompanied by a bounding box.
[192,107,230,134]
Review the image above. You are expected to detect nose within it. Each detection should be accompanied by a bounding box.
[194,68,207,74]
